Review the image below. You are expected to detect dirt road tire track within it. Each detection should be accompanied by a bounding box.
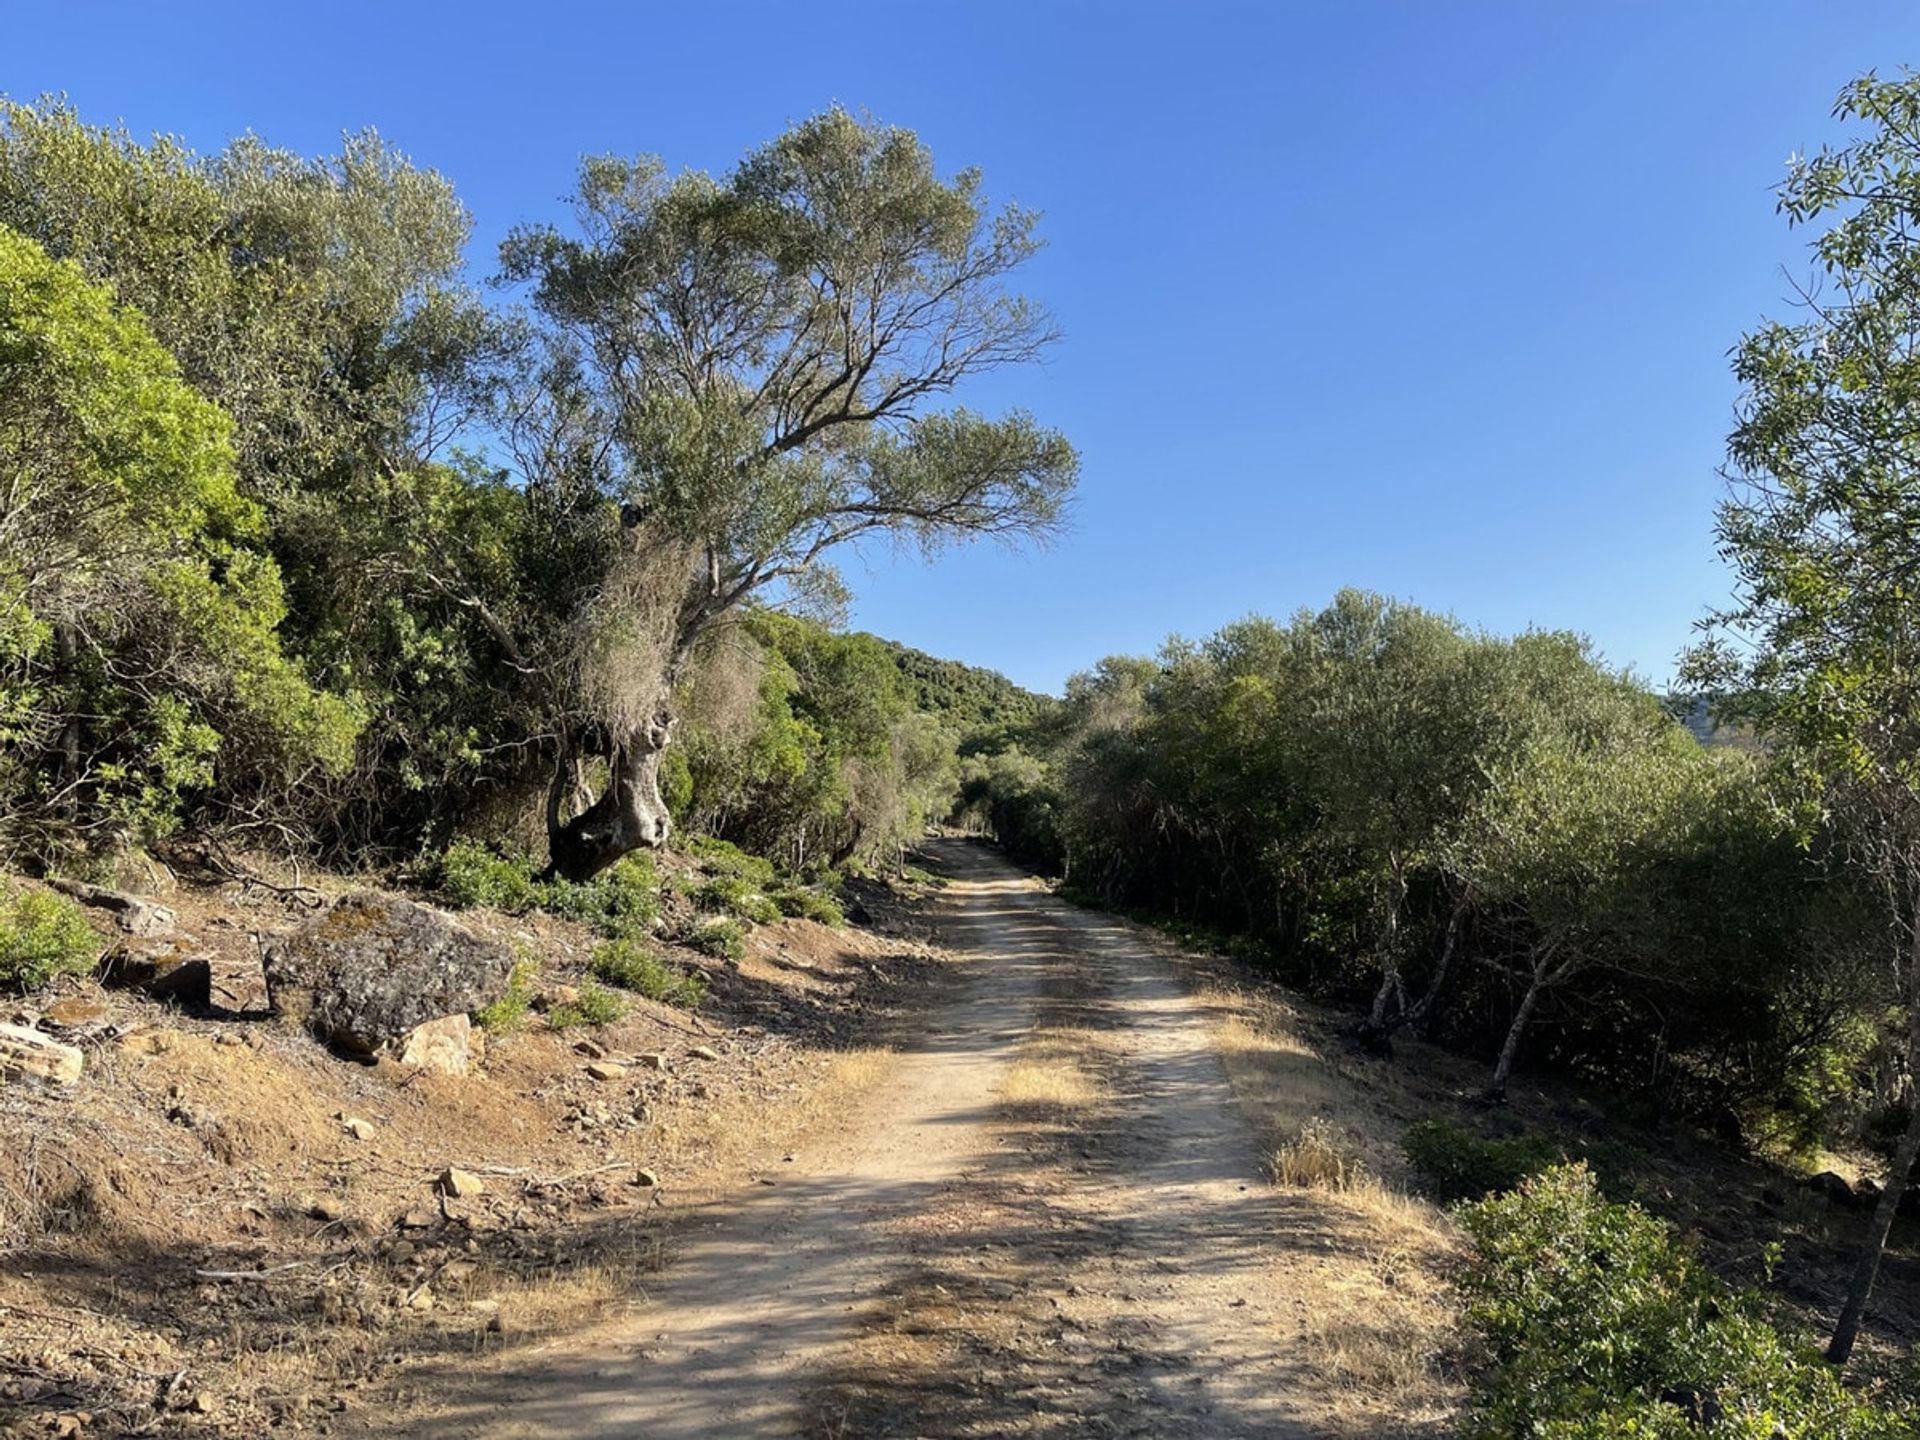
[387,841,1347,1438]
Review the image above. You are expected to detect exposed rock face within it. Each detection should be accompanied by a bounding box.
[263,894,515,1060]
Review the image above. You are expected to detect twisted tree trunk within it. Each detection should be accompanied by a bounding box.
[544,715,674,883]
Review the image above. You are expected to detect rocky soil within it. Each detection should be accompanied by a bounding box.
[0,856,941,1437]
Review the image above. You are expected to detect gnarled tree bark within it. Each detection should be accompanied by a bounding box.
[543,715,674,883]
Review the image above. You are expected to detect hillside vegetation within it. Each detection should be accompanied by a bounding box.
[9,68,1920,1439]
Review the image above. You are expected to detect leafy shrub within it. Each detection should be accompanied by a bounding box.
[546,980,625,1030]
[1457,1164,1909,1440]
[1403,1117,1560,1203]
[1270,1117,1370,1191]
[771,886,845,927]
[543,854,661,938]
[438,841,541,913]
[473,955,539,1031]
[689,875,779,925]
[590,938,706,1008]
[685,918,747,963]
[684,834,777,888]
[0,884,97,993]
[439,844,659,939]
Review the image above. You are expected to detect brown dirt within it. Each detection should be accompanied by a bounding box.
[0,860,941,1438]
[360,841,1466,1439]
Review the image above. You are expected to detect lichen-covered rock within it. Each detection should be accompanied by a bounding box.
[264,894,515,1057]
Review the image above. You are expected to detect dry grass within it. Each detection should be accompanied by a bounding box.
[1189,981,1466,1425]
[1000,1053,1105,1109]
[1270,1116,1371,1191]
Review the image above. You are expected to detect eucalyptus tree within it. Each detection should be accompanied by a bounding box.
[499,108,1077,879]
[1687,71,1920,1364]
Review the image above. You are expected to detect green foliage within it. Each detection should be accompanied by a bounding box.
[589,938,706,1008]
[472,955,539,1032]
[1402,1118,1560,1203]
[435,844,660,938]
[0,883,96,992]
[688,875,780,925]
[542,854,662,939]
[1457,1165,1911,1439]
[546,980,624,1030]
[0,224,356,852]
[684,918,747,964]
[684,834,778,888]
[439,841,542,913]
[770,886,845,927]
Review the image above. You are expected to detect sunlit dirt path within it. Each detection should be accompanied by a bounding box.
[385,841,1347,1438]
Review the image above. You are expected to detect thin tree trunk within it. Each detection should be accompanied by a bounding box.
[1487,950,1552,1101]
[1827,917,1920,1365]
[1378,892,1468,1041]
[1365,866,1408,1035]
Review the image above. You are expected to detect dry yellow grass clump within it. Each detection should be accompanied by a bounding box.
[1198,984,1466,1428]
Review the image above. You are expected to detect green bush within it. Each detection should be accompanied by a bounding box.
[689,874,780,925]
[1403,1117,1561,1203]
[685,918,747,963]
[590,938,707,1008]
[546,979,625,1030]
[1457,1164,1910,1440]
[439,843,660,939]
[473,955,539,1032]
[438,841,541,913]
[0,884,97,993]
[543,853,661,938]
[684,834,778,888]
[771,886,845,927]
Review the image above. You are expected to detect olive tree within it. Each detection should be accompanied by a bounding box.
[1688,71,1920,1365]
[499,108,1077,879]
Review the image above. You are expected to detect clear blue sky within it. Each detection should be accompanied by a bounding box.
[10,2,1920,693]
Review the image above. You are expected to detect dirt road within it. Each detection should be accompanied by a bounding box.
[396,841,1353,1438]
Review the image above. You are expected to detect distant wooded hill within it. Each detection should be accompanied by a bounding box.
[868,638,1057,737]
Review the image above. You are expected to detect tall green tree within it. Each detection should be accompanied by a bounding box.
[498,108,1077,879]
[0,99,513,857]
[0,227,354,851]
[1688,71,1920,1365]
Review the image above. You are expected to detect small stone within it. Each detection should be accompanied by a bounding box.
[633,1168,660,1187]
[398,1208,438,1230]
[438,1167,485,1199]
[343,1116,376,1141]
[686,1044,720,1062]
[303,1194,346,1223]
[190,1392,216,1414]
[637,1052,670,1071]
[585,1061,627,1081]
[395,1013,472,1077]
[438,1259,479,1285]
[572,1039,608,1060]
[408,1289,435,1311]
[41,999,110,1030]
